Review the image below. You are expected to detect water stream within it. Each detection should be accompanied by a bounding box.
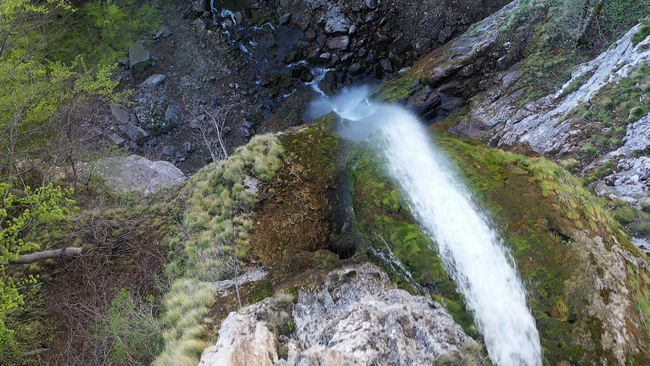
[314,88,542,366]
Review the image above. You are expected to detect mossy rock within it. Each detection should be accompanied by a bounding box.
[348,131,650,365]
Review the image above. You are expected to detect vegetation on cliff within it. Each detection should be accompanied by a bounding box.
[348,126,650,364]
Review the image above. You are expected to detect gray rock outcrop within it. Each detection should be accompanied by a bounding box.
[129,40,151,74]
[89,155,186,194]
[199,263,483,366]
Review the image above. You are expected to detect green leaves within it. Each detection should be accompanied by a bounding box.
[1,183,77,264]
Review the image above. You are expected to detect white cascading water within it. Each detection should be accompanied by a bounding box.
[311,87,542,366]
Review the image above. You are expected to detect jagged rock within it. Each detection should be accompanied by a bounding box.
[279,13,291,25]
[141,74,166,88]
[109,104,133,125]
[325,6,351,34]
[327,35,349,51]
[154,27,172,39]
[118,123,150,143]
[199,263,481,366]
[348,63,364,76]
[379,58,392,73]
[90,155,186,194]
[165,100,182,126]
[438,26,454,44]
[129,40,151,74]
[162,145,175,157]
[108,133,125,146]
[307,49,329,64]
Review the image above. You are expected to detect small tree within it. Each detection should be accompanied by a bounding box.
[0,183,77,360]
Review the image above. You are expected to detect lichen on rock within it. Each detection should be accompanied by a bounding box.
[198,263,484,366]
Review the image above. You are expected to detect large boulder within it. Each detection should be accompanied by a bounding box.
[199,263,483,366]
[90,155,186,194]
[129,40,151,74]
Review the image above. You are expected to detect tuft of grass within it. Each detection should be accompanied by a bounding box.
[633,18,650,46]
[155,135,285,365]
[153,279,214,366]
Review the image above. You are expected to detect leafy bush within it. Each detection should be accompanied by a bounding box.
[49,0,161,66]
[92,289,163,366]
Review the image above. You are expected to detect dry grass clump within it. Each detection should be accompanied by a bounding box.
[153,279,215,366]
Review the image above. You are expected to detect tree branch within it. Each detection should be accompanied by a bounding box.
[3,247,83,264]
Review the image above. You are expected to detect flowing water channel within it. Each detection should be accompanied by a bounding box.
[311,87,542,366]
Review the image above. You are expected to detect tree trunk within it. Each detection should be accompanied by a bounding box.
[577,0,607,44]
[4,247,83,264]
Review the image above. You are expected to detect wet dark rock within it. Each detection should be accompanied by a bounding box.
[279,13,292,25]
[373,64,384,78]
[402,90,441,118]
[316,33,327,47]
[235,12,244,24]
[340,52,353,64]
[379,58,392,73]
[388,51,404,68]
[366,51,376,64]
[305,29,317,41]
[307,49,329,64]
[373,29,392,46]
[438,26,454,44]
[319,71,339,96]
[329,54,340,67]
[349,63,364,76]
[290,64,310,79]
[438,97,464,113]
[390,34,410,54]
[438,81,465,97]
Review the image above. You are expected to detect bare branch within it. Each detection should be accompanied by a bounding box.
[3,247,83,264]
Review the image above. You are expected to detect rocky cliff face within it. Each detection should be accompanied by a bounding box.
[199,263,483,366]
[137,1,650,366]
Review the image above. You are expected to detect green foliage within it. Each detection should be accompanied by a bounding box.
[632,17,650,46]
[92,288,163,366]
[0,183,77,264]
[500,0,650,104]
[155,135,285,366]
[174,134,285,282]
[49,0,161,66]
[0,183,76,361]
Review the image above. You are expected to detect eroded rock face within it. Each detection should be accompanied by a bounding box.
[451,22,650,205]
[199,263,483,366]
[89,155,186,194]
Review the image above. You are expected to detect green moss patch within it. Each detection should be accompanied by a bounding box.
[349,130,650,364]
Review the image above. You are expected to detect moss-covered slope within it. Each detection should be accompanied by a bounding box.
[349,132,650,365]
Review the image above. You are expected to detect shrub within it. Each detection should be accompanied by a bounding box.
[92,289,163,366]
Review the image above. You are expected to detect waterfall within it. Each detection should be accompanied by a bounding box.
[314,88,542,366]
